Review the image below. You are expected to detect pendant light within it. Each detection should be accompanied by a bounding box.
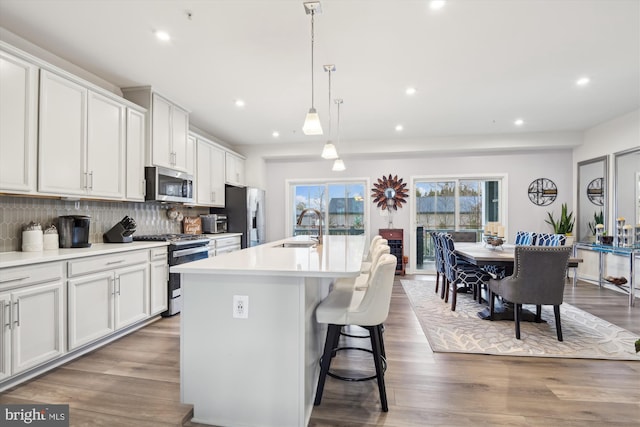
[332,99,346,171]
[302,2,323,135]
[321,64,338,159]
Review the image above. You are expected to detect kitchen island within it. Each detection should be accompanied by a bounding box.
[171,234,366,427]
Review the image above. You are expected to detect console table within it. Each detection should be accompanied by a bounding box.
[575,242,638,307]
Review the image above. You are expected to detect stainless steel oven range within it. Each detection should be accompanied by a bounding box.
[133,234,209,316]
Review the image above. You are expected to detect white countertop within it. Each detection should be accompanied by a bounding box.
[0,241,169,268]
[171,235,366,278]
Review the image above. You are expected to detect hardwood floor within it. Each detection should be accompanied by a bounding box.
[1,276,638,426]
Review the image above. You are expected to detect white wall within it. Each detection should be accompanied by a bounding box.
[263,149,573,249]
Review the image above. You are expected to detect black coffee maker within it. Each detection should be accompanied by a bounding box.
[58,215,91,248]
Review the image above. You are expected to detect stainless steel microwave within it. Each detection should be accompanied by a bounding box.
[145,166,194,203]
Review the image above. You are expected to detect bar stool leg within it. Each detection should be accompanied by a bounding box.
[315,324,341,406]
[368,324,388,412]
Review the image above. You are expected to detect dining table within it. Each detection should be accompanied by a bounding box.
[454,242,583,321]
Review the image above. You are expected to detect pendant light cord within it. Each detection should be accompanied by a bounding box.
[336,100,341,145]
[310,11,315,109]
[327,69,332,137]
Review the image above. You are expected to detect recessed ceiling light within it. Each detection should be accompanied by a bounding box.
[576,77,590,86]
[514,119,524,126]
[430,1,447,10]
[235,99,245,108]
[155,30,171,42]
[395,124,404,132]
[405,87,417,95]
[272,131,280,138]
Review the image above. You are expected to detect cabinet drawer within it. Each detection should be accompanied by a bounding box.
[0,262,64,291]
[68,250,148,277]
[216,236,241,249]
[150,247,168,260]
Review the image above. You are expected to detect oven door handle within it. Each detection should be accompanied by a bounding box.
[172,246,210,258]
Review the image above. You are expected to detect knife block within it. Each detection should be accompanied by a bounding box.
[103,223,133,243]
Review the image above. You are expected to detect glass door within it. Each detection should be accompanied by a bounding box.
[413,177,502,271]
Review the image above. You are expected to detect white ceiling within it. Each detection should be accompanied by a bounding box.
[0,0,638,150]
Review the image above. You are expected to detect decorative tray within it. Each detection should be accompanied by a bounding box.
[483,235,504,249]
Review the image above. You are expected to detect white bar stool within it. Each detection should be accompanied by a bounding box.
[314,254,397,412]
[333,244,390,291]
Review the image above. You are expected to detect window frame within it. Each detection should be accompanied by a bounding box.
[285,177,371,240]
[409,173,508,273]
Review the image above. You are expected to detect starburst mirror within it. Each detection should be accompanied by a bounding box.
[371,174,409,210]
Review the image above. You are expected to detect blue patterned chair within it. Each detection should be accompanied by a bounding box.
[514,231,536,245]
[441,233,492,310]
[536,233,566,246]
[431,232,446,296]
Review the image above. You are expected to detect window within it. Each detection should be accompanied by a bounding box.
[289,180,368,237]
[412,175,505,271]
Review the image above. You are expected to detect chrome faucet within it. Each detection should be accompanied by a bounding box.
[296,208,323,245]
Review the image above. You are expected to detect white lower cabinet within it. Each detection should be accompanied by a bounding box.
[149,247,168,316]
[0,280,65,381]
[0,247,167,386]
[68,252,149,350]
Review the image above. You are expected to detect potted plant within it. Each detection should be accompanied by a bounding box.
[546,203,575,235]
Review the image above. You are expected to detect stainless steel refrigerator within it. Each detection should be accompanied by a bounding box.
[212,186,265,248]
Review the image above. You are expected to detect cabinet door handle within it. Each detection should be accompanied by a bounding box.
[3,302,11,330]
[14,300,20,327]
[107,260,125,265]
[0,275,30,284]
[89,171,94,190]
[117,276,121,295]
[142,179,146,197]
[84,172,89,190]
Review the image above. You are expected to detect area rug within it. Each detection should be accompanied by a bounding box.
[401,279,640,360]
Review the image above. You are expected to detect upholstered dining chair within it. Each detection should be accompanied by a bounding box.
[431,232,446,295]
[514,230,536,245]
[488,245,571,341]
[314,254,397,412]
[441,233,492,310]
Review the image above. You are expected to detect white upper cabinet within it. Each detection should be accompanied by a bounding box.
[225,151,245,187]
[186,134,196,177]
[38,70,126,199]
[126,108,146,201]
[38,70,88,196]
[87,91,125,198]
[196,137,225,207]
[170,101,189,171]
[0,50,38,194]
[122,87,190,172]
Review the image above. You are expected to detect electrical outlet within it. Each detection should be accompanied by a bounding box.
[233,295,249,319]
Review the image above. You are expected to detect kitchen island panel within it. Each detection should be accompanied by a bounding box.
[180,273,332,427]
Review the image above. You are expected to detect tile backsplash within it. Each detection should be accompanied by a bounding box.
[0,195,209,252]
